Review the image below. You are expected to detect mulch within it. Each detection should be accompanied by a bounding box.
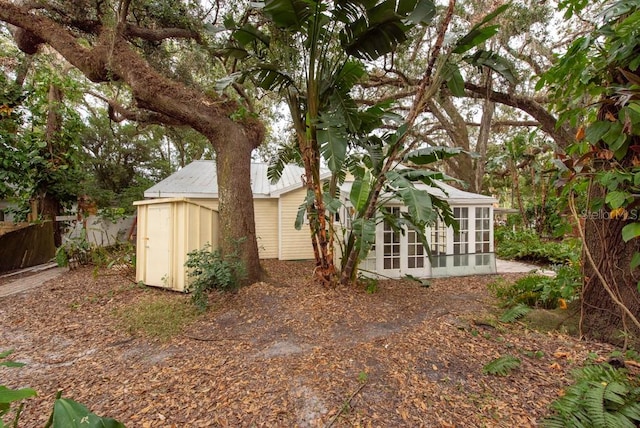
[0,259,617,427]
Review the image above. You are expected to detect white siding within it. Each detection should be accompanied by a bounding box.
[278,187,315,260]
[254,198,279,258]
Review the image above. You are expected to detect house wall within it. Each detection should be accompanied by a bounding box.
[278,187,315,260]
[184,197,279,259]
[254,199,279,258]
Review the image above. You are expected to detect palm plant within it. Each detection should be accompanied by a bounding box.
[218,0,514,285]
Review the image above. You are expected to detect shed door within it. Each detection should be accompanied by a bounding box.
[144,204,172,287]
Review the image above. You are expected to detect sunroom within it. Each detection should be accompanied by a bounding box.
[338,180,498,279]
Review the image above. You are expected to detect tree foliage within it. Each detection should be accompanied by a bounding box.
[541,0,640,345]
[217,0,514,285]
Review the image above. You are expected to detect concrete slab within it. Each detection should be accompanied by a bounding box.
[496,259,556,276]
[0,267,67,298]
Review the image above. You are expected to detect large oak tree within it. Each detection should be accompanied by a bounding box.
[0,0,265,282]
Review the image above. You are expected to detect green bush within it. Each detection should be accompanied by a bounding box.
[91,242,136,270]
[490,262,581,312]
[495,227,579,265]
[55,229,92,268]
[542,363,640,427]
[184,242,246,311]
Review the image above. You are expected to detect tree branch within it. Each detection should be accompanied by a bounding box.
[464,82,575,149]
[124,24,201,42]
[87,91,184,126]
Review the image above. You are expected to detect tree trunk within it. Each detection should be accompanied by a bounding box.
[582,186,640,349]
[474,73,495,193]
[0,2,266,283]
[44,82,63,246]
[214,131,261,285]
[38,194,62,246]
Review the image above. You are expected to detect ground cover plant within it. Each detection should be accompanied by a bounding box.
[494,226,580,265]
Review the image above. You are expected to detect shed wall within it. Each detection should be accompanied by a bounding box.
[135,199,218,292]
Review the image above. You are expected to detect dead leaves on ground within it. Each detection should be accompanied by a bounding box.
[0,261,615,427]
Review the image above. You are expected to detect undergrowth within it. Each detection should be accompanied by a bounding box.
[542,361,640,427]
[495,227,579,265]
[489,262,582,316]
[116,295,200,340]
[184,242,246,311]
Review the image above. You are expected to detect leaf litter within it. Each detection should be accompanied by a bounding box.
[0,259,616,427]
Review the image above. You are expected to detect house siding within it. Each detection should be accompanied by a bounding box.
[278,187,315,260]
[254,198,279,258]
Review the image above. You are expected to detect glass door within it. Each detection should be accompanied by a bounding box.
[381,207,401,275]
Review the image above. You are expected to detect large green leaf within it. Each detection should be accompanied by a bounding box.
[341,19,409,60]
[233,24,270,47]
[385,169,411,189]
[464,50,517,85]
[405,0,436,25]
[51,398,125,428]
[215,72,244,92]
[252,64,295,91]
[0,386,37,404]
[324,192,343,214]
[453,25,500,54]
[295,190,315,230]
[400,168,446,185]
[351,217,376,260]
[362,136,385,173]
[622,222,640,242]
[452,3,510,54]
[385,170,436,226]
[263,0,314,29]
[317,120,348,174]
[404,146,463,165]
[349,171,372,212]
[338,0,435,60]
[327,91,361,133]
[267,143,302,184]
[397,185,435,226]
[443,63,466,96]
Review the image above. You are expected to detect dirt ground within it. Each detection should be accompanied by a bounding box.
[0,260,617,427]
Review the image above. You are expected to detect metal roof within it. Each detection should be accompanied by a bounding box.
[144,160,497,205]
[144,161,326,199]
[339,179,498,205]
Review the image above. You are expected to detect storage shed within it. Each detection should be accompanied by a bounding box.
[134,198,219,291]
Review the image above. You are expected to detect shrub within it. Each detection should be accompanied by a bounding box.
[490,263,581,311]
[55,229,92,268]
[91,242,136,270]
[184,242,246,311]
[495,227,579,265]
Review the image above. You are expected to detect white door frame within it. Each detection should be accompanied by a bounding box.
[376,206,429,278]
